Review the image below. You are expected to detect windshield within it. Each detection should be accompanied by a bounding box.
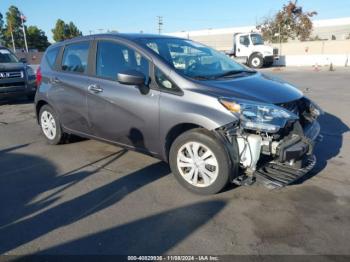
[251,34,264,45]
[0,48,19,63]
[139,38,249,79]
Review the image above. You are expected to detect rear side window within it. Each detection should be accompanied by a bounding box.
[96,41,149,82]
[61,42,89,73]
[45,46,60,69]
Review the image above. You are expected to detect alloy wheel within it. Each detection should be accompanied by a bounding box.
[41,111,57,140]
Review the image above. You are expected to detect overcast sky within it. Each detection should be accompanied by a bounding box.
[1,0,350,42]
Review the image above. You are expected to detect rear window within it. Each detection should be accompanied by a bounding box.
[61,42,89,73]
[45,46,60,68]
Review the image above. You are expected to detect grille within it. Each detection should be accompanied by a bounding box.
[0,71,24,79]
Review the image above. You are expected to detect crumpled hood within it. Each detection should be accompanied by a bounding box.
[0,62,25,71]
[196,72,303,104]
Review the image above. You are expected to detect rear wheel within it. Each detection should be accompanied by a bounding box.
[169,129,232,195]
[248,54,263,69]
[39,105,67,145]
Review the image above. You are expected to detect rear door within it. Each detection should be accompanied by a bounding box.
[86,39,160,153]
[49,41,93,135]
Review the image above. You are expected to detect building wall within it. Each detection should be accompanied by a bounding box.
[168,17,350,52]
[273,40,350,55]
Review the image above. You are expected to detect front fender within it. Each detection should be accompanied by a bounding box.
[158,91,238,159]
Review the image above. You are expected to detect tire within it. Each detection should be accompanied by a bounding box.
[169,128,232,195]
[39,105,66,145]
[248,54,263,69]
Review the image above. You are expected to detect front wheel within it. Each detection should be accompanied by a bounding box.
[248,54,263,69]
[169,129,232,195]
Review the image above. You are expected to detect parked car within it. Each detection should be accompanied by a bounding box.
[34,34,322,194]
[0,46,37,100]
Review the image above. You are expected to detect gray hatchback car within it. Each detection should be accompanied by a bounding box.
[35,34,322,194]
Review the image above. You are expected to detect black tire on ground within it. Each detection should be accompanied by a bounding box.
[248,53,264,69]
[39,104,67,145]
[169,128,233,195]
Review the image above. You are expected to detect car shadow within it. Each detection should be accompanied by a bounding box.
[0,146,170,254]
[35,200,226,255]
[295,112,349,184]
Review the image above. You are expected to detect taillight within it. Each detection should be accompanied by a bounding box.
[36,66,42,87]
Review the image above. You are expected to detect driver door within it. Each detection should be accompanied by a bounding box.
[236,34,251,58]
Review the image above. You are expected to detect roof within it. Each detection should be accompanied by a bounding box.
[50,33,183,48]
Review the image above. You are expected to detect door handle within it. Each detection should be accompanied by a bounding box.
[88,84,103,93]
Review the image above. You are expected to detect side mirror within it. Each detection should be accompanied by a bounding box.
[117,70,145,86]
[117,69,149,95]
[19,58,27,64]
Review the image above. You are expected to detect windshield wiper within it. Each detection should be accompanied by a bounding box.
[191,75,215,80]
[214,70,256,79]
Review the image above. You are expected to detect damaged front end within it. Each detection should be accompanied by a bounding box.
[218,97,323,188]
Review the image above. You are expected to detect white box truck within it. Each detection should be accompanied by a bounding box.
[225,32,279,68]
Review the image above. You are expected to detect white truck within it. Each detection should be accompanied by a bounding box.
[225,32,279,68]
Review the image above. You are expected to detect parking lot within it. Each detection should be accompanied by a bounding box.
[0,67,349,256]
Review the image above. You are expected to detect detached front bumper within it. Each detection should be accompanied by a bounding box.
[255,121,321,188]
[230,119,321,188]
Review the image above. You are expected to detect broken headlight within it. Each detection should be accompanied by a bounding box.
[220,98,299,133]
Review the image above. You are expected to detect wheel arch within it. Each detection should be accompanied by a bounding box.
[164,123,204,162]
[35,100,49,124]
[249,52,263,60]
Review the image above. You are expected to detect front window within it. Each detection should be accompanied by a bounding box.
[251,34,264,45]
[139,38,249,79]
[96,41,149,83]
[0,48,19,63]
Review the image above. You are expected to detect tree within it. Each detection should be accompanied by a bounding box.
[0,12,5,45]
[27,26,50,51]
[52,19,66,42]
[52,19,82,42]
[0,5,50,51]
[66,22,82,39]
[257,1,317,43]
[5,5,24,49]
